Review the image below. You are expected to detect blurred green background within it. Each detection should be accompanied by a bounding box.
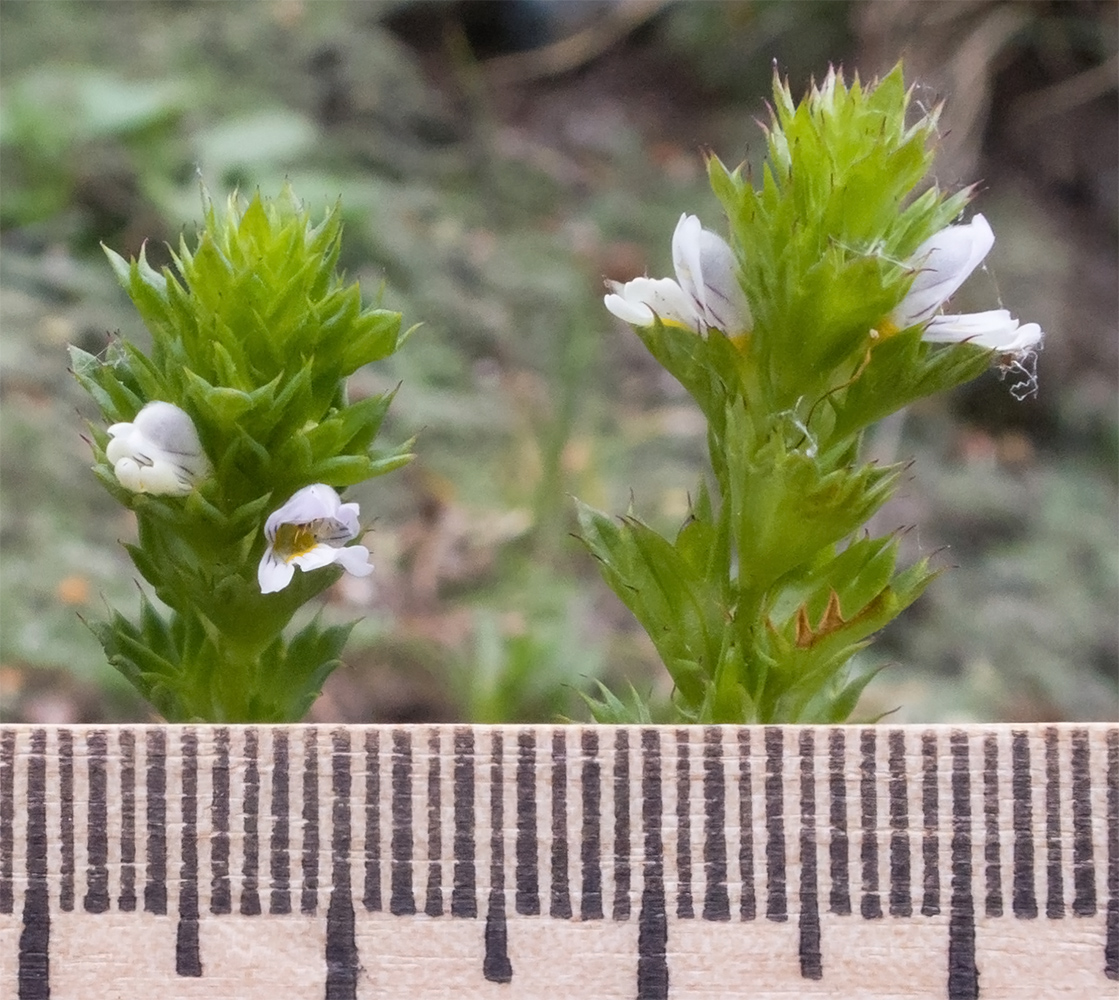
[1,0,1115,725]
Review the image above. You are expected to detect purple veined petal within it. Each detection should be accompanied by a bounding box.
[693,228,751,333]
[132,401,205,458]
[335,502,362,536]
[265,483,348,538]
[312,516,358,546]
[258,551,296,594]
[605,214,748,335]
[109,441,193,495]
[671,213,750,334]
[892,214,995,328]
[257,539,373,594]
[128,444,158,468]
[136,462,193,496]
[259,485,369,593]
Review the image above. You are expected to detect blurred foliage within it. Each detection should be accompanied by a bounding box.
[0,0,1115,724]
[0,68,187,231]
[454,600,606,724]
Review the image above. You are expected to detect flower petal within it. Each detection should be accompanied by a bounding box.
[111,456,145,493]
[265,484,350,540]
[335,502,361,537]
[106,428,137,467]
[258,553,296,594]
[671,213,750,333]
[290,544,345,573]
[604,289,654,326]
[333,544,374,578]
[136,462,193,495]
[604,276,698,330]
[133,401,206,460]
[892,214,995,328]
[922,310,1043,353]
[671,213,706,313]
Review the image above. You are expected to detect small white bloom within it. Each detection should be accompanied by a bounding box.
[891,214,995,329]
[106,401,210,496]
[889,214,1043,355]
[258,483,374,594]
[604,214,750,335]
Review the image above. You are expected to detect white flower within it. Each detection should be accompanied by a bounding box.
[106,401,210,496]
[889,214,1042,355]
[604,213,751,335]
[257,484,373,594]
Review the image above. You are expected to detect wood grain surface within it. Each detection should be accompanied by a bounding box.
[0,723,1115,998]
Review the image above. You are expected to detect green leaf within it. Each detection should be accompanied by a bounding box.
[574,500,723,705]
[183,368,255,423]
[828,332,993,442]
[631,319,737,427]
[340,309,404,372]
[306,454,377,487]
[768,535,899,629]
[364,446,414,479]
[823,661,891,723]
[580,680,657,725]
[725,403,900,595]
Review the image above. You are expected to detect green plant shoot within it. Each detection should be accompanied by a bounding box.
[72,186,413,722]
[579,66,1043,724]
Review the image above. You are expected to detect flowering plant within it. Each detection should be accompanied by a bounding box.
[579,66,1042,724]
[71,187,411,722]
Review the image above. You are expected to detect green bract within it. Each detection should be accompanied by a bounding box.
[72,186,412,722]
[580,66,1017,724]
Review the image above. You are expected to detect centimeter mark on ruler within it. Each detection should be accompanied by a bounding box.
[0,725,1116,999]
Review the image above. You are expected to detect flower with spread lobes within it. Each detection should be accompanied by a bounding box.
[106,401,210,496]
[258,483,373,594]
[605,213,751,335]
[889,214,1042,354]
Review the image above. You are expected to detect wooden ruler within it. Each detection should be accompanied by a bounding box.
[0,724,1115,999]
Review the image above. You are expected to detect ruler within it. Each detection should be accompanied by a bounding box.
[0,724,1115,999]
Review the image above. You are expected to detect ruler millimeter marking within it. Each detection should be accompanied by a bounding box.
[0,724,1115,999]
